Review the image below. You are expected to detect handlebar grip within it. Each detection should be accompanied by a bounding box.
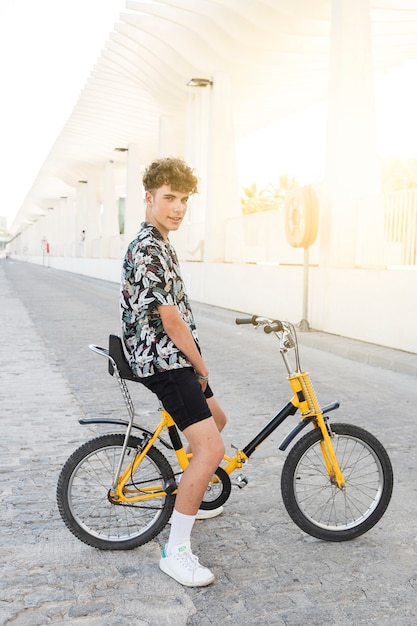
[264,321,284,334]
[235,315,258,325]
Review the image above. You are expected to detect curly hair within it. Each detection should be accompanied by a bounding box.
[142,157,198,195]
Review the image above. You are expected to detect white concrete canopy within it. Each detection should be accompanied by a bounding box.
[9,0,417,235]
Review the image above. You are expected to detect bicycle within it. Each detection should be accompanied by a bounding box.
[57,315,393,550]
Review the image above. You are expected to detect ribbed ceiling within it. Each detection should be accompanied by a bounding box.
[12,0,417,231]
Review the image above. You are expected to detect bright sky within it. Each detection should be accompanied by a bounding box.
[0,0,126,228]
[1,1,417,228]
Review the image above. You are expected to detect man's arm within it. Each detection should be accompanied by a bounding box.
[158,304,209,383]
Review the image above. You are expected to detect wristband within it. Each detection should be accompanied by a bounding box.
[196,374,209,381]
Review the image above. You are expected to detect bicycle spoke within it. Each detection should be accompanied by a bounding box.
[294,436,383,529]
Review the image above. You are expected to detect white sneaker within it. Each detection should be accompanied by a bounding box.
[159,543,215,587]
[195,506,223,520]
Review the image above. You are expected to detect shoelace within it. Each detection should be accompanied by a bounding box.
[174,549,201,571]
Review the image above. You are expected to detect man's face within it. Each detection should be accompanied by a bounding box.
[145,184,189,239]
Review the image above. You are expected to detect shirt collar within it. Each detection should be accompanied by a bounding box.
[141,221,165,241]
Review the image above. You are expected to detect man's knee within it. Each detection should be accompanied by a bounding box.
[193,435,224,469]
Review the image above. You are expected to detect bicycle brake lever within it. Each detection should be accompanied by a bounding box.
[281,332,295,350]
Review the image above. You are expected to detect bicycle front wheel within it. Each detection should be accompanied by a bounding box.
[57,434,175,550]
[281,423,393,541]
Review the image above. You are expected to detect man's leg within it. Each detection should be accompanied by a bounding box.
[174,416,225,516]
[160,417,224,586]
[185,395,226,452]
[182,396,227,519]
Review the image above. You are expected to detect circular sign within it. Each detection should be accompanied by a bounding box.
[285,186,319,248]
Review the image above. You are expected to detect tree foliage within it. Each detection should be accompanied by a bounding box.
[381,157,417,192]
[240,175,299,214]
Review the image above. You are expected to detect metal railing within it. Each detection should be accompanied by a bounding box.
[383,188,417,267]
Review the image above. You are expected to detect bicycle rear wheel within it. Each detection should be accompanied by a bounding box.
[57,434,175,550]
[281,423,393,541]
[199,466,231,510]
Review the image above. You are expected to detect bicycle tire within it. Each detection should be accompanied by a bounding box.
[57,434,175,550]
[198,466,232,510]
[281,423,393,541]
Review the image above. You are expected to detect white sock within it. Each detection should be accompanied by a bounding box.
[166,509,196,556]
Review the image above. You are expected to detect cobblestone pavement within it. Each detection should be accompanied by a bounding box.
[1,259,416,626]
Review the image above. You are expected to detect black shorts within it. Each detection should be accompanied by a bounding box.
[140,367,213,432]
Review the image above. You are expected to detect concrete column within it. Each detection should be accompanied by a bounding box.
[46,207,58,255]
[31,218,43,256]
[172,87,211,260]
[184,92,199,166]
[64,194,77,256]
[322,0,382,268]
[86,178,100,244]
[186,86,210,224]
[38,209,54,264]
[56,197,68,256]
[75,182,88,256]
[42,208,54,245]
[123,142,143,249]
[51,203,66,256]
[21,226,31,258]
[51,204,61,255]
[204,71,241,262]
[102,162,120,257]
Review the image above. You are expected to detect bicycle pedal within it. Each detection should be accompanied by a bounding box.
[233,473,248,489]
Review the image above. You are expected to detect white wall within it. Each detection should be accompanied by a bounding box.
[27,255,124,284]
[23,255,417,354]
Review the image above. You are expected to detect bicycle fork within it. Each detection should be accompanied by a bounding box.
[288,371,346,489]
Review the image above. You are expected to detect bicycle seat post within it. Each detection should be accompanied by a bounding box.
[107,355,136,489]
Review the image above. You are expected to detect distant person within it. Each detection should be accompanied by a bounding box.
[120,157,227,587]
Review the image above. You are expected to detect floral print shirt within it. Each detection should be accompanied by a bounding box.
[120,222,199,377]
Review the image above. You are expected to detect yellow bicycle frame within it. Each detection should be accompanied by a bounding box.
[108,408,187,503]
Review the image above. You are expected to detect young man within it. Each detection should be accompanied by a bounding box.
[120,157,227,587]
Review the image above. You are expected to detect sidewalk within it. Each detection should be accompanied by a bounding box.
[1,259,416,626]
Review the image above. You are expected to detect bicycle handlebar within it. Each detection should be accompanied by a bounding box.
[236,315,298,368]
[235,315,259,325]
[235,316,284,334]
